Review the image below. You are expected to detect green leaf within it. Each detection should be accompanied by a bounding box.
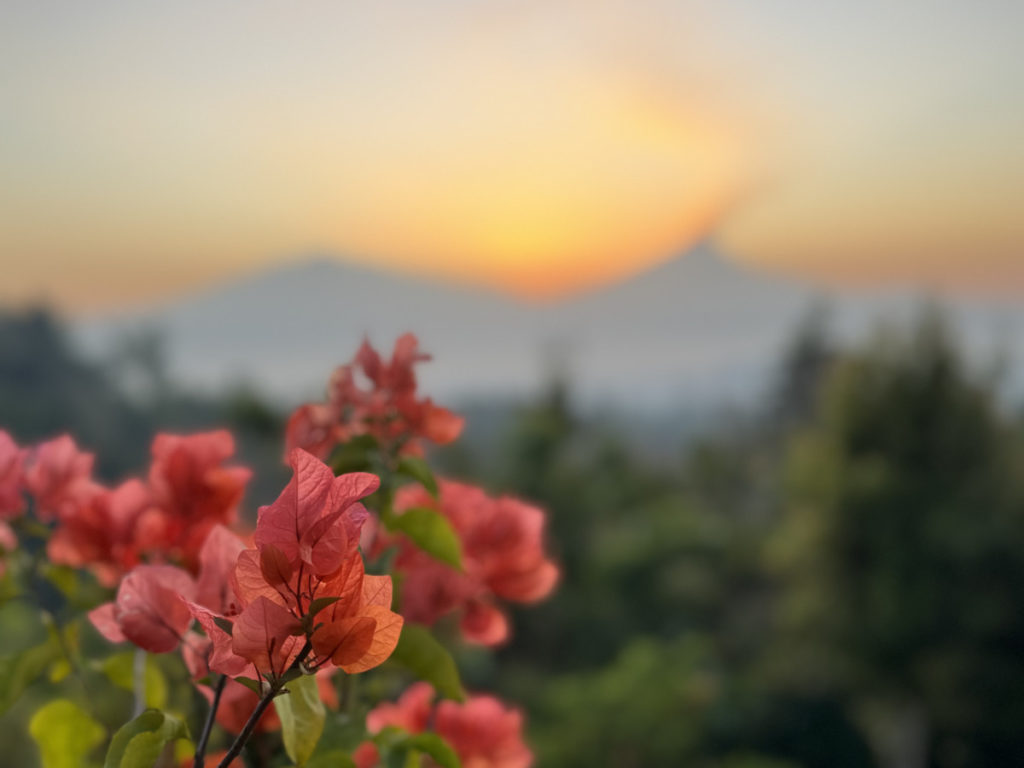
[278,666,305,686]
[104,709,189,768]
[371,726,407,749]
[395,456,439,498]
[213,616,234,636]
[235,675,262,694]
[389,625,464,701]
[387,749,421,768]
[306,750,357,768]
[0,637,59,714]
[276,673,326,766]
[30,699,105,768]
[49,658,71,683]
[388,507,462,570]
[101,651,168,709]
[400,733,461,768]
[331,434,379,475]
[43,564,80,600]
[308,595,341,617]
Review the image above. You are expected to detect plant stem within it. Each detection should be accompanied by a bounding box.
[216,643,313,768]
[194,675,227,768]
[132,647,147,716]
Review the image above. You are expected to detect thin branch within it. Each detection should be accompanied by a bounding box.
[215,642,313,768]
[194,675,228,768]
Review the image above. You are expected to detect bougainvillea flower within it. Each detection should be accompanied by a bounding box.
[138,431,251,568]
[253,449,376,577]
[24,435,94,522]
[231,544,364,628]
[46,479,151,586]
[354,682,434,768]
[311,570,404,674]
[195,524,247,615]
[179,526,254,678]
[285,334,464,460]
[230,596,304,678]
[360,683,533,768]
[434,694,533,768]
[0,431,26,520]
[232,546,402,677]
[0,521,17,578]
[217,451,402,677]
[366,681,434,734]
[284,404,346,464]
[458,599,509,647]
[89,564,196,653]
[183,601,254,679]
[353,742,381,768]
[184,598,299,681]
[385,480,558,646]
[180,451,399,683]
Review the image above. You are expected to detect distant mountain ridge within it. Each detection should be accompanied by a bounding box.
[74,245,1024,408]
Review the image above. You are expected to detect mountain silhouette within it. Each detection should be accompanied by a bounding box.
[76,244,1024,407]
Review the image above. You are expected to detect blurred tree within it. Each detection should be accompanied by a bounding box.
[0,308,152,477]
[770,301,836,431]
[107,326,170,403]
[530,633,872,768]
[769,309,1024,768]
[0,308,288,506]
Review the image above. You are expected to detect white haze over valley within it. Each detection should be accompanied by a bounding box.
[76,245,1024,412]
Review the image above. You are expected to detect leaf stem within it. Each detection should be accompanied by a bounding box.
[132,647,146,717]
[194,674,228,768]
[215,642,313,768]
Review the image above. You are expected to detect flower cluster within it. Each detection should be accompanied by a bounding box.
[286,334,464,460]
[0,431,26,519]
[91,450,402,688]
[4,334,556,768]
[0,431,27,574]
[377,480,559,646]
[0,430,249,585]
[354,683,532,768]
[139,432,251,568]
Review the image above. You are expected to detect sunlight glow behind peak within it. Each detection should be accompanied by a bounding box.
[0,1,1021,310]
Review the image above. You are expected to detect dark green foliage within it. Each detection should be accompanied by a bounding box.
[770,312,1024,767]
[0,309,151,478]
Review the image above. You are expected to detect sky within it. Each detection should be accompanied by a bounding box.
[1,0,1021,311]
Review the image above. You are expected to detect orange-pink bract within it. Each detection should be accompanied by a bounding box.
[384,480,558,646]
[251,449,375,576]
[186,450,402,681]
[139,431,251,569]
[435,694,533,768]
[366,680,433,734]
[0,430,26,519]
[89,564,197,653]
[93,524,245,659]
[0,521,16,578]
[11,431,252,585]
[285,333,464,460]
[46,479,151,586]
[24,435,94,522]
[359,683,533,768]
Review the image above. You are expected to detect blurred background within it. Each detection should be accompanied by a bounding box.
[2,2,1023,766]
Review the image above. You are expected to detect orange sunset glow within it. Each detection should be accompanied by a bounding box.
[1,1,1020,310]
